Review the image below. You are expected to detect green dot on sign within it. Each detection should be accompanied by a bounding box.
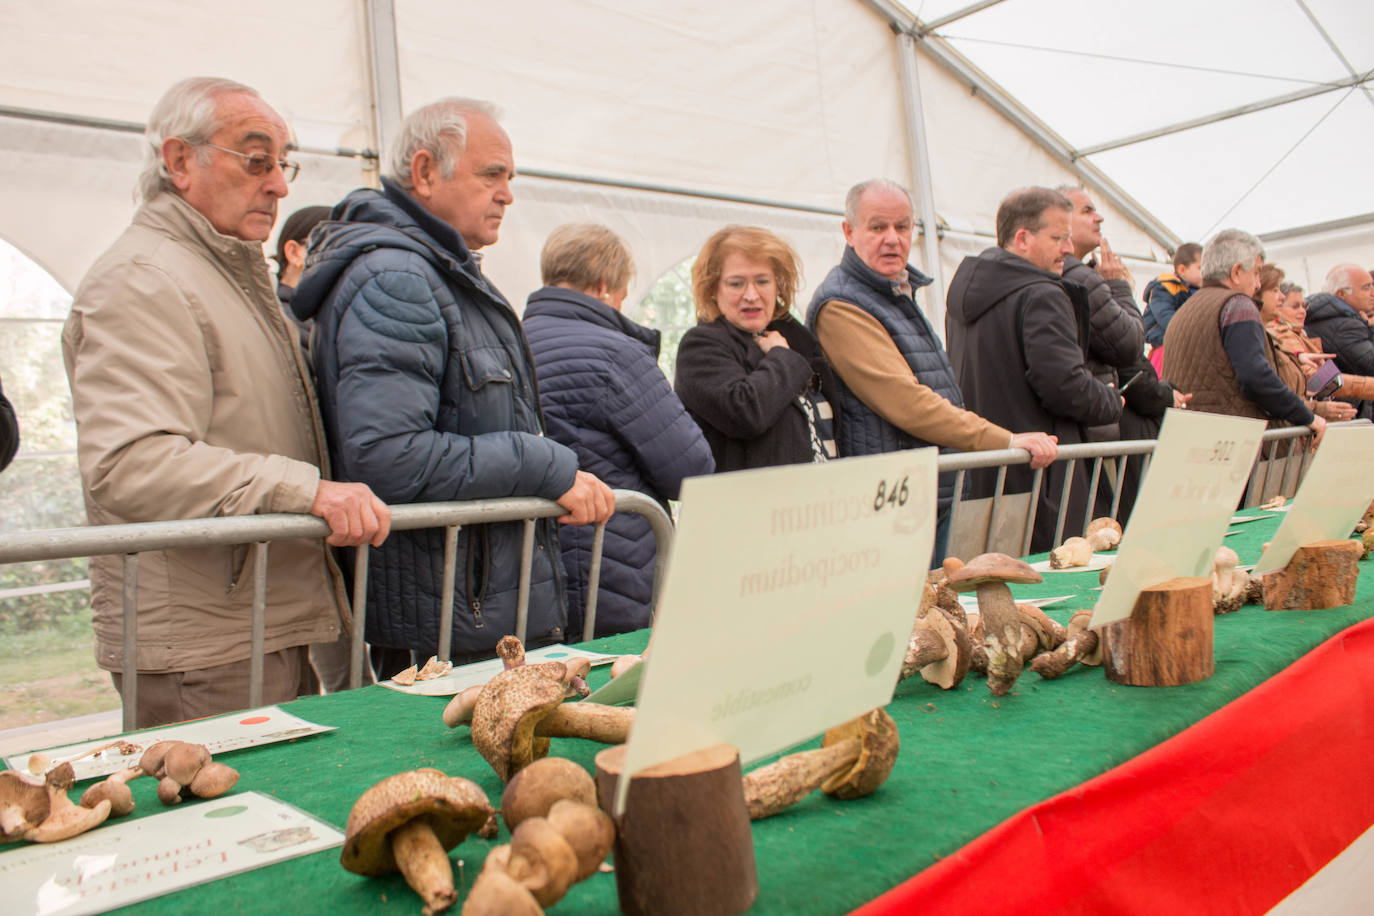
[205,805,248,819]
[545,652,567,658]
[865,632,895,677]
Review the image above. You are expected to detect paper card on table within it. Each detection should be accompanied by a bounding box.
[7,707,334,782]
[1254,426,1374,574]
[582,659,644,706]
[0,791,341,916]
[614,450,937,814]
[381,645,619,697]
[1092,410,1266,628]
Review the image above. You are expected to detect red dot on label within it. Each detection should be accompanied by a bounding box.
[239,716,270,725]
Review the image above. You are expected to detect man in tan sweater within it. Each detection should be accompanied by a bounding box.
[804,178,1057,563]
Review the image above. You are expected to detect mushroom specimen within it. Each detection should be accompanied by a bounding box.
[1210,546,1251,615]
[1030,609,1102,679]
[0,771,50,842]
[342,769,494,916]
[140,741,239,804]
[80,767,142,817]
[25,763,112,843]
[1085,517,1123,552]
[500,757,597,832]
[468,800,614,913]
[466,661,635,782]
[946,553,1044,696]
[741,708,899,820]
[1049,537,1094,569]
[899,607,972,689]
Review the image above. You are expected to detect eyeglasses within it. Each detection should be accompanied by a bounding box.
[193,142,300,182]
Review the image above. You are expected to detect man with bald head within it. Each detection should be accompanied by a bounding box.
[63,77,390,727]
[295,98,614,673]
[1304,263,1374,417]
[806,178,1057,566]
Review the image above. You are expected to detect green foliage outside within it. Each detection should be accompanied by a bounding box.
[629,255,697,384]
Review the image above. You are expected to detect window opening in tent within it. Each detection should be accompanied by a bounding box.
[0,237,120,730]
[626,255,698,384]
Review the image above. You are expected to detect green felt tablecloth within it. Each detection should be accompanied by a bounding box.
[36,512,1374,915]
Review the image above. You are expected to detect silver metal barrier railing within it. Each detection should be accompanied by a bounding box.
[0,490,673,732]
[939,423,1354,560]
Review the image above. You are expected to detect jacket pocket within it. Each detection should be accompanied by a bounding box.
[459,345,515,392]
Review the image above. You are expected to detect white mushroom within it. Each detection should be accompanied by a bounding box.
[1084,518,1122,552]
[1049,537,1094,569]
[1210,546,1250,615]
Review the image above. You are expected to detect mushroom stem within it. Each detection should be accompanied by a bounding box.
[900,628,948,680]
[535,703,634,744]
[977,581,1024,696]
[1030,628,1100,680]
[741,738,860,820]
[391,816,458,916]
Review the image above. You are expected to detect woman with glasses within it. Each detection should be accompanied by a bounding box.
[674,226,837,472]
[1267,276,1374,410]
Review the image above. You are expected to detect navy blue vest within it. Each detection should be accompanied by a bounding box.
[806,246,964,508]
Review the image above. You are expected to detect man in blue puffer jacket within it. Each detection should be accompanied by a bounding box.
[525,224,714,638]
[292,98,614,670]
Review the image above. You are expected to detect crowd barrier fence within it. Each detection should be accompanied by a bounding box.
[0,422,1354,732]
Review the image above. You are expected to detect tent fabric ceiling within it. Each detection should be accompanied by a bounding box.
[0,0,1368,312]
[898,0,1374,241]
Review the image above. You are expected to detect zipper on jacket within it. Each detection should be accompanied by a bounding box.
[465,531,489,629]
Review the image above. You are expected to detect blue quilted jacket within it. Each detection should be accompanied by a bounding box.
[292,180,577,659]
[524,286,713,636]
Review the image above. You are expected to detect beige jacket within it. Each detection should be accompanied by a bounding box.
[62,192,349,674]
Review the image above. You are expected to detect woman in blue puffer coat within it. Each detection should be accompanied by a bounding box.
[524,224,715,638]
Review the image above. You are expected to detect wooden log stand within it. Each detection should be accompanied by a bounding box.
[1262,539,1362,611]
[595,743,757,916]
[1103,576,1213,687]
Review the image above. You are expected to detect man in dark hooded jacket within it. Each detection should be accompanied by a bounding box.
[293,98,614,671]
[945,187,1121,552]
[1305,264,1374,418]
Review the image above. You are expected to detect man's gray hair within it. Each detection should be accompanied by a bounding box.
[1054,183,1086,198]
[1323,263,1362,295]
[137,76,258,205]
[844,178,913,224]
[386,97,502,190]
[1279,281,1304,297]
[1200,228,1264,284]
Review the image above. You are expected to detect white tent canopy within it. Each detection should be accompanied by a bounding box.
[1,0,1370,315]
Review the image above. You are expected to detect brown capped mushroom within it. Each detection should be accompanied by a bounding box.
[26,763,111,843]
[500,757,597,832]
[163,742,211,785]
[946,553,1043,696]
[899,607,972,689]
[503,816,579,908]
[342,769,493,916]
[0,771,50,842]
[544,800,614,882]
[741,707,898,819]
[496,635,526,670]
[462,867,544,916]
[80,767,142,818]
[468,662,635,782]
[1085,517,1123,552]
[1049,537,1094,569]
[1017,603,1068,651]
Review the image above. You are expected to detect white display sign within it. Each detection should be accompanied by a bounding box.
[614,450,937,813]
[0,791,342,916]
[381,645,618,697]
[1255,426,1374,575]
[8,707,334,782]
[1093,410,1266,628]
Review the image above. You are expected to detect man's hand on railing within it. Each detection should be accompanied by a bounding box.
[310,480,391,547]
[556,470,616,526]
[1008,432,1059,469]
[1308,414,1328,448]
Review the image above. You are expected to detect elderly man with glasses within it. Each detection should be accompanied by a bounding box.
[62,76,390,728]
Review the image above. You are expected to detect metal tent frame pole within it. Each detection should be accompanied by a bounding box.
[364,0,404,181]
[895,31,947,329]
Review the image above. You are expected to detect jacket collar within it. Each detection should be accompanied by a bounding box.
[525,286,661,355]
[379,177,479,271]
[137,192,274,286]
[840,245,933,300]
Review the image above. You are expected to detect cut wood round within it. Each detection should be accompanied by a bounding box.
[1102,576,1213,687]
[594,743,757,916]
[1262,540,1362,611]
